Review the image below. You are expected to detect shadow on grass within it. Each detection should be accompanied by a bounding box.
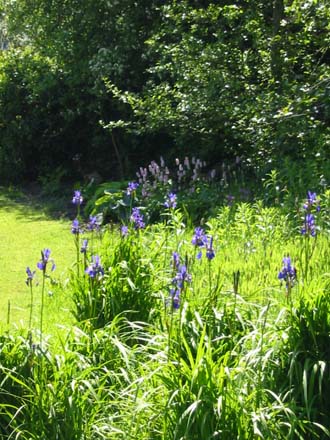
[0,185,74,221]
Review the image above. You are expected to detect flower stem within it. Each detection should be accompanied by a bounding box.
[29,283,34,331]
[40,272,45,347]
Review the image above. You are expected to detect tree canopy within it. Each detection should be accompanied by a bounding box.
[0,0,329,182]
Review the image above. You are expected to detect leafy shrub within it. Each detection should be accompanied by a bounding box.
[0,47,112,184]
[84,180,129,223]
[88,156,225,224]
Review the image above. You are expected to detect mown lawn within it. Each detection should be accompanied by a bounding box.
[0,188,75,335]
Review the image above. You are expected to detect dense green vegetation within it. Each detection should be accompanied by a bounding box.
[0,1,330,438]
[0,1,329,182]
[0,183,330,439]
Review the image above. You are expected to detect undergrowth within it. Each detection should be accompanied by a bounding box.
[0,181,330,439]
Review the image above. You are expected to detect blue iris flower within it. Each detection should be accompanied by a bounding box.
[301,213,316,236]
[85,255,104,278]
[164,192,177,209]
[71,218,82,234]
[126,182,139,196]
[37,248,56,273]
[26,267,36,286]
[80,239,89,254]
[278,256,296,289]
[72,190,83,205]
[131,207,145,229]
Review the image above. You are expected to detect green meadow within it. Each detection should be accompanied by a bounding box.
[0,182,330,439]
[0,189,75,334]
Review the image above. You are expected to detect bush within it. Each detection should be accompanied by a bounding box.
[0,47,113,183]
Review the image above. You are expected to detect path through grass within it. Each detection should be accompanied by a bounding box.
[0,187,75,335]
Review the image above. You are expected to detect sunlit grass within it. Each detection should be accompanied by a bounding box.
[0,189,75,336]
[1,185,330,439]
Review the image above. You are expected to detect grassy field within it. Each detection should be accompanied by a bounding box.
[0,187,75,334]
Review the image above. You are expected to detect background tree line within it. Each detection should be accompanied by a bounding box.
[0,0,329,184]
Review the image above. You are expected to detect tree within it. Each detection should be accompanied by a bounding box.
[1,0,162,181]
[0,0,329,182]
[105,0,330,174]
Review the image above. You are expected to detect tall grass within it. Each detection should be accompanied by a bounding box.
[1,185,330,439]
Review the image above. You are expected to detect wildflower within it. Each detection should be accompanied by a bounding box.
[196,250,203,259]
[191,227,207,247]
[206,236,215,260]
[141,187,150,198]
[80,239,89,254]
[37,249,56,273]
[85,255,104,278]
[191,227,207,248]
[72,190,83,205]
[168,260,192,310]
[131,207,145,229]
[278,256,297,289]
[164,192,177,209]
[121,225,129,236]
[303,191,320,212]
[87,215,100,232]
[170,288,181,309]
[172,251,180,269]
[26,267,36,286]
[192,227,208,259]
[71,218,81,234]
[173,264,192,289]
[126,181,139,196]
[301,213,316,237]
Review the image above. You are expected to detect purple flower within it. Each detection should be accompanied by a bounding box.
[172,251,180,269]
[303,191,320,212]
[206,236,215,260]
[71,218,81,234]
[72,190,83,205]
[173,264,192,289]
[130,207,145,229]
[164,192,177,209]
[126,181,139,196]
[121,225,129,236]
[80,239,88,254]
[170,288,181,309]
[301,213,316,236]
[278,256,297,289]
[191,227,207,248]
[85,255,104,278]
[87,215,100,232]
[37,249,56,273]
[168,261,192,310]
[26,267,36,286]
[170,260,191,309]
